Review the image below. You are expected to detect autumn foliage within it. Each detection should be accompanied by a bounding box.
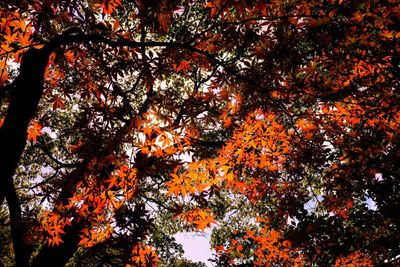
[0,0,399,266]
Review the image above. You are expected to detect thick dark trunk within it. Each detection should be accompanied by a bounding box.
[0,45,86,267]
[0,48,51,267]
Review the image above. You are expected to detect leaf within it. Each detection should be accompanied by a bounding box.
[52,97,65,110]
[27,122,43,143]
[100,0,123,15]
[173,60,192,75]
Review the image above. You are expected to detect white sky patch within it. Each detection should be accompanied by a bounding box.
[304,194,323,213]
[174,231,215,267]
[365,197,377,211]
[363,173,382,211]
[42,126,57,139]
[374,173,383,182]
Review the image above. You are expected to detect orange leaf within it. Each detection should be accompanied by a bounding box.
[27,122,43,143]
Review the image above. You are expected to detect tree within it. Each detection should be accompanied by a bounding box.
[0,0,399,266]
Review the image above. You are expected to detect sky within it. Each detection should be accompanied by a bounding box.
[175,231,215,267]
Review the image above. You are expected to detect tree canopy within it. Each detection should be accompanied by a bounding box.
[0,0,399,266]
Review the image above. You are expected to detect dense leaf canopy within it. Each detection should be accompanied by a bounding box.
[0,0,399,266]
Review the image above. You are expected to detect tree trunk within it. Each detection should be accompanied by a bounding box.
[0,47,51,267]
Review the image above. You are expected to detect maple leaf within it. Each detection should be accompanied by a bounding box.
[64,50,75,62]
[99,0,122,15]
[52,97,65,110]
[205,1,218,18]
[3,32,17,43]
[48,235,64,247]
[129,244,160,267]
[105,175,119,189]
[0,44,13,54]
[195,213,216,232]
[27,122,43,143]
[92,201,105,214]
[17,32,31,46]
[173,60,192,75]
[380,30,394,40]
[0,68,9,86]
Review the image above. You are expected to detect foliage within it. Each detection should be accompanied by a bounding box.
[0,0,399,266]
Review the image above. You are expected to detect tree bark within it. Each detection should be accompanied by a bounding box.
[0,31,84,266]
[0,47,51,267]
